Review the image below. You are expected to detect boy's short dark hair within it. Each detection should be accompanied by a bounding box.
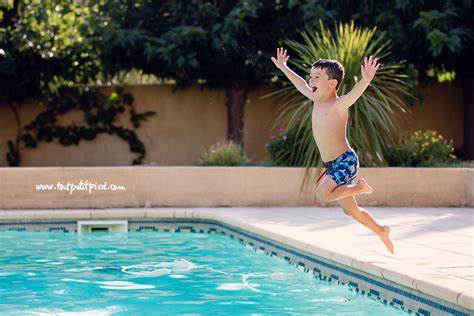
[312,59,345,91]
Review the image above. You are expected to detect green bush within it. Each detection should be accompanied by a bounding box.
[198,140,250,166]
[266,125,315,167]
[386,130,458,167]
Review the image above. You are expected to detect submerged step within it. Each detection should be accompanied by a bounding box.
[77,220,128,234]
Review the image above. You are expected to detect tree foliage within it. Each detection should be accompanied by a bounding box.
[95,0,309,88]
[306,0,473,83]
[0,0,103,103]
[0,1,154,166]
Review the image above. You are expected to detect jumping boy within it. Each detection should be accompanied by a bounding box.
[271,47,394,253]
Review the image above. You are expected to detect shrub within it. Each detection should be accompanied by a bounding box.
[266,125,315,167]
[198,140,250,166]
[386,130,458,167]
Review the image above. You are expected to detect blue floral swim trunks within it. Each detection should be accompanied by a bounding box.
[315,148,359,186]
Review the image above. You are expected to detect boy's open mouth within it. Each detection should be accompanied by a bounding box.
[312,86,317,93]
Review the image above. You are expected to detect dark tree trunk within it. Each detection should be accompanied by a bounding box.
[225,83,247,146]
[461,76,474,160]
[7,102,22,166]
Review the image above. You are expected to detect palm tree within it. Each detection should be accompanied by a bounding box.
[263,20,413,190]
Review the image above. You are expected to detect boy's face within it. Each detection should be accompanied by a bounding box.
[309,67,337,99]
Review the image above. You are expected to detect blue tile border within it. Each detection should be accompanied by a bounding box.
[0,221,76,226]
[0,218,471,316]
[136,226,158,232]
[48,227,69,233]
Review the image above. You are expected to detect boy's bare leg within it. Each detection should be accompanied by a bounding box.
[337,195,394,254]
[317,177,373,202]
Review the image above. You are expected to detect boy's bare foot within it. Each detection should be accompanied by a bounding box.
[356,178,373,195]
[379,225,394,254]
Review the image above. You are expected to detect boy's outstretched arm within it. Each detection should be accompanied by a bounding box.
[337,55,381,110]
[271,47,313,101]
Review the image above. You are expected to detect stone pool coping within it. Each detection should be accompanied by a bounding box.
[1,206,472,313]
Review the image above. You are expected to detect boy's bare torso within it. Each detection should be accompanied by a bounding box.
[312,99,351,163]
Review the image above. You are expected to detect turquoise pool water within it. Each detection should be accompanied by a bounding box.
[0,231,406,315]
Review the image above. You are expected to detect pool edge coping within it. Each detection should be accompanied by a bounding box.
[190,210,474,312]
[0,208,473,312]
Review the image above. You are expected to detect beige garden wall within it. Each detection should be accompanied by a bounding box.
[0,80,465,167]
[0,167,472,209]
[397,80,464,144]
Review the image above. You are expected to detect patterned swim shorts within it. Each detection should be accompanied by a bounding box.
[315,148,359,186]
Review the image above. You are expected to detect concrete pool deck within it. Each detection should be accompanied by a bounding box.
[1,206,473,312]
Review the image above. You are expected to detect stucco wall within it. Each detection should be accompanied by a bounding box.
[0,167,471,208]
[397,80,464,146]
[0,80,465,167]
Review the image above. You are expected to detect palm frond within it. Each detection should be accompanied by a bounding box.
[262,20,413,191]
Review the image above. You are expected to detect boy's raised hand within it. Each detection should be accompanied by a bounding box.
[361,55,381,81]
[271,47,289,70]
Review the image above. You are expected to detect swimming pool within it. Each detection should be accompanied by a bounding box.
[0,230,407,315]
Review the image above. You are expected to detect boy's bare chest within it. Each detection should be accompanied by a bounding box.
[312,103,348,129]
[312,103,340,119]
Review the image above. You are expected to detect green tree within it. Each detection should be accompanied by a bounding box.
[93,0,328,146]
[0,0,154,166]
[0,0,101,165]
[0,0,102,104]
